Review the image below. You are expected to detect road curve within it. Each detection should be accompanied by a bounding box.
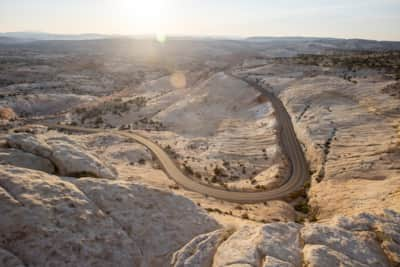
[43,76,308,203]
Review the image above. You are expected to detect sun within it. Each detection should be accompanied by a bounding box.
[119,0,167,39]
[121,0,165,22]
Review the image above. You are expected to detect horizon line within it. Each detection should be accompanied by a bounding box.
[1,31,400,42]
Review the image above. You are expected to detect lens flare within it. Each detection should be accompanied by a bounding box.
[170,72,187,89]
[156,33,167,43]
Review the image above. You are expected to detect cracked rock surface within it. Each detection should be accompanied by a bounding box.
[6,133,117,179]
[0,165,220,267]
[171,210,400,267]
[0,148,55,174]
[236,64,400,220]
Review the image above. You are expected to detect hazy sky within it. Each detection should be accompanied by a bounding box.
[1,0,400,41]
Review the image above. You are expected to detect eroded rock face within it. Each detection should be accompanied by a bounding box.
[7,133,52,158]
[0,248,25,267]
[330,210,400,266]
[172,210,400,267]
[236,65,400,220]
[70,178,221,267]
[0,165,142,267]
[0,165,220,267]
[47,139,117,178]
[6,133,117,179]
[302,224,389,267]
[172,229,228,267]
[0,107,17,121]
[0,148,55,173]
[213,223,301,267]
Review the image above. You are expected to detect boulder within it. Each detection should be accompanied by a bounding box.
[172,229,228,267]
[47,139,117,178]
[0,107,17,121]
[331,210,400,266]
[212,223,301,267]
[172,210,400,267]
[7,133,52,158]
[303,244,368,267]
[301,224,389,267]
[262,256,295,267]
[6,133,117,179]
[103,142,153,164]
[0,248,25,267]
[0,148,55,173]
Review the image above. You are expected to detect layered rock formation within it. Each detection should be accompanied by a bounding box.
[6,133,117,179]
[0,165,220,267]
[237,62,400,220]
[172,210,400,267]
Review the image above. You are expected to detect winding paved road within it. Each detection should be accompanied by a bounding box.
[44,75,309,203]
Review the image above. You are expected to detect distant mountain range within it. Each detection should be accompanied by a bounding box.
[0,32,112,42]
[1,32,399,51]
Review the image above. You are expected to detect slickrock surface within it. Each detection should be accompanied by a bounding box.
[172,210,400,267]
[0,249,25,267]
[70,178,220,267]
[74,72,289,191]
[0,93,96,117]
[0,165,142,267]
[171,229,229,267]
[213,223,302,267]
[6,133,117,179]
[0,107,17,121]
[0,148,55,173]
[237,63,400,219]
[0,165,220,267]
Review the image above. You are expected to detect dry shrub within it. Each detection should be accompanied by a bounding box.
[0,107,17,121]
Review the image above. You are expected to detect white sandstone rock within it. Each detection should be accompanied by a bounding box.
[6,133,117,179]
[213,223,301,267]
[0,148,55,173]
[172,229,228,267]
[70,178,221,267]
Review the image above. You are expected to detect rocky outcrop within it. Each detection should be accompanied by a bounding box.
[0,148,55,173]
[70,178,220,267]
[238,64,400,220]
[0,165,141,267]
[330,210,400,266]
[0,107,17,121]
[0,249,25,267]
[302,225,389,266]
[6,133,117,179]
[172,210,400,267]
[6,133,52,158]
[172,229,228,267]
[0,165,220,267]
[47,139,117,178]
[213,223,301,267]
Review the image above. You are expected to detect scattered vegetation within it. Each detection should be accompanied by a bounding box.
[294,202,310,214]
[241,213,250,220]
[0,107,17,121]
[276,51,400,79]
[382,82,400,99]
[76,97,148,124]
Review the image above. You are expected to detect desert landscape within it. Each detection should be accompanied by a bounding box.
[0,35,399,266]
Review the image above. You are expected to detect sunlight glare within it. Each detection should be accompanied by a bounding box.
[170,72,187,89]
[121,0,165,22]
[156,32,167,43]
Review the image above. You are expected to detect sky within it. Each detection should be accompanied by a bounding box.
[1,0,400,41]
